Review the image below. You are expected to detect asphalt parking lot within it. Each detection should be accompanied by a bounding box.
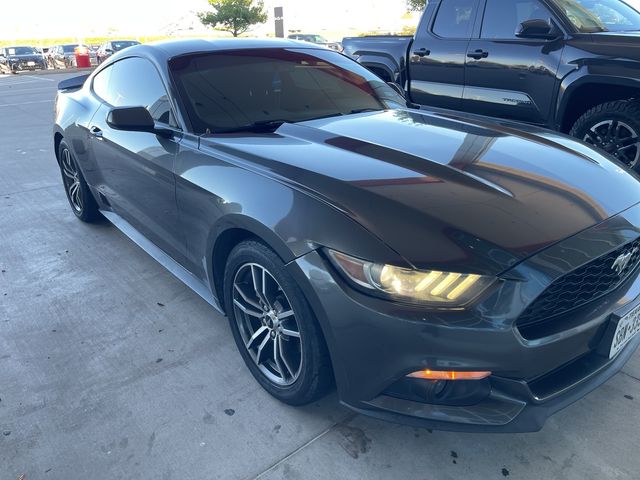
[1,71,639,480]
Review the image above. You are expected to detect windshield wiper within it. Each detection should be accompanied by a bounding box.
[300,112,346,122]
[212,119,288,134]
[211,110,382,134]
[349,108,382,114]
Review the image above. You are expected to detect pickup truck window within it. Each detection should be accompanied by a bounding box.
[555,0,640,32]
[432,0,478,38]
[481,0,552,39]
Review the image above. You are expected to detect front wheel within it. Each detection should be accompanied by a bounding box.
[58,140,100,222]
[570,100,640,170]
[224,240,333,405]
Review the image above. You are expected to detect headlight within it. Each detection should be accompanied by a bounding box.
[327,250,495,307]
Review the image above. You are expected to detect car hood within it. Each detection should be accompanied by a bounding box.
[199,109,640,275]
[571,32,640,61]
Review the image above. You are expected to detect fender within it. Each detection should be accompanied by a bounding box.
[555,66,640,130]
[198,184,406,311]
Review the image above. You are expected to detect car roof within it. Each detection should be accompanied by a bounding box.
[123,37,323,62]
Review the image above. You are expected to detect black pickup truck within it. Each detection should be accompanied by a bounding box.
[343,0,640,169]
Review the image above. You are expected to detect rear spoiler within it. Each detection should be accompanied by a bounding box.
[57,74,90,91]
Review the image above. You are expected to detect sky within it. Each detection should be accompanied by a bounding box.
[4,0,418,41]
[5,0,640,41]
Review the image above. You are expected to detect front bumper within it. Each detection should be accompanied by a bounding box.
[9,60,46,71]
[289,204,640,432]
[349,332,640,432]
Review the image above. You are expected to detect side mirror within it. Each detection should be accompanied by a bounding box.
[106,106,172,138]
[516,19,559,39]
[105,48,114,54]
[386,81,406,99]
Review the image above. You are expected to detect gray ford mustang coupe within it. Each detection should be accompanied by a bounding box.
[53,38,640,432]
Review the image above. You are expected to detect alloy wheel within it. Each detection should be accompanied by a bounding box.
[583,120,640,168]
[61,148,83,213]
[232,263,303,386]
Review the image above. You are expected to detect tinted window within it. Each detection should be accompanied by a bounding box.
[481,0,552,39]
[555,0,640,32]
[63,44,78,53]
[92,64,113,103]
[7,46,38,55]
[170,48,406,134]
[112,41,139,51]
[94,57,175,126]
[432,0,478,38]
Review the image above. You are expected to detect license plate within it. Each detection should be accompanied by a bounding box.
[27,61,35,66]
[610,304,640,358]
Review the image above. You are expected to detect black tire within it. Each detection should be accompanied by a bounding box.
[58,139,101,222]
[570,100,640,170]
[224,240,333,405]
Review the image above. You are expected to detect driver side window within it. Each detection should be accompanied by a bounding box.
[92,57,177,127]
[481,0,553,39]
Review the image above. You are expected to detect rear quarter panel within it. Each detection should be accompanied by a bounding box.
[54,82,103,185]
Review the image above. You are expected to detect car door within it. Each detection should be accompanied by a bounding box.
[55,46,66,68]
[463,0,565,125]
[88,56,186,261]
[408,0,481,110]
[96,43,105,63]
[49,46,57,67]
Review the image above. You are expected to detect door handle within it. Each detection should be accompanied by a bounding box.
[89,126,103,138]
[467,49,489,60]
[413,48,431,58]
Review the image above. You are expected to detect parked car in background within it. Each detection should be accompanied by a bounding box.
[54,39,640,432]
[0,46,47,73]
[49,44,98,69]
[96,40,140,64]
[343,0,640,170]
[44,46,56,67]
[287,33,343,51]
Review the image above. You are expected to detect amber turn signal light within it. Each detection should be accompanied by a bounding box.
[407,370,491,381]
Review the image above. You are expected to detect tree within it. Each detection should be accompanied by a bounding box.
[198,0,268,37]
[406,0,427,11]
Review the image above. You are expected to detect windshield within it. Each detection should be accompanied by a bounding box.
[170,48,406,134]
[308,35,328,43]
[7,46,38,55]
[63,44,79,53]
[112,41,139,51]
[555,0,640,32]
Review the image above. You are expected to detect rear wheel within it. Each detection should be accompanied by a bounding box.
[224,240,333,405]
[58,140,100,222]
[570,100,640,170]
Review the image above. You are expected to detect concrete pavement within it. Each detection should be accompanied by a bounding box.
[0,72,639,480]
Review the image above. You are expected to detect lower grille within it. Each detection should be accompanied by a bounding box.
[517,239,640,329]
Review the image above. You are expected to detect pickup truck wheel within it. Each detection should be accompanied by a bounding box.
[570,100,640,170]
